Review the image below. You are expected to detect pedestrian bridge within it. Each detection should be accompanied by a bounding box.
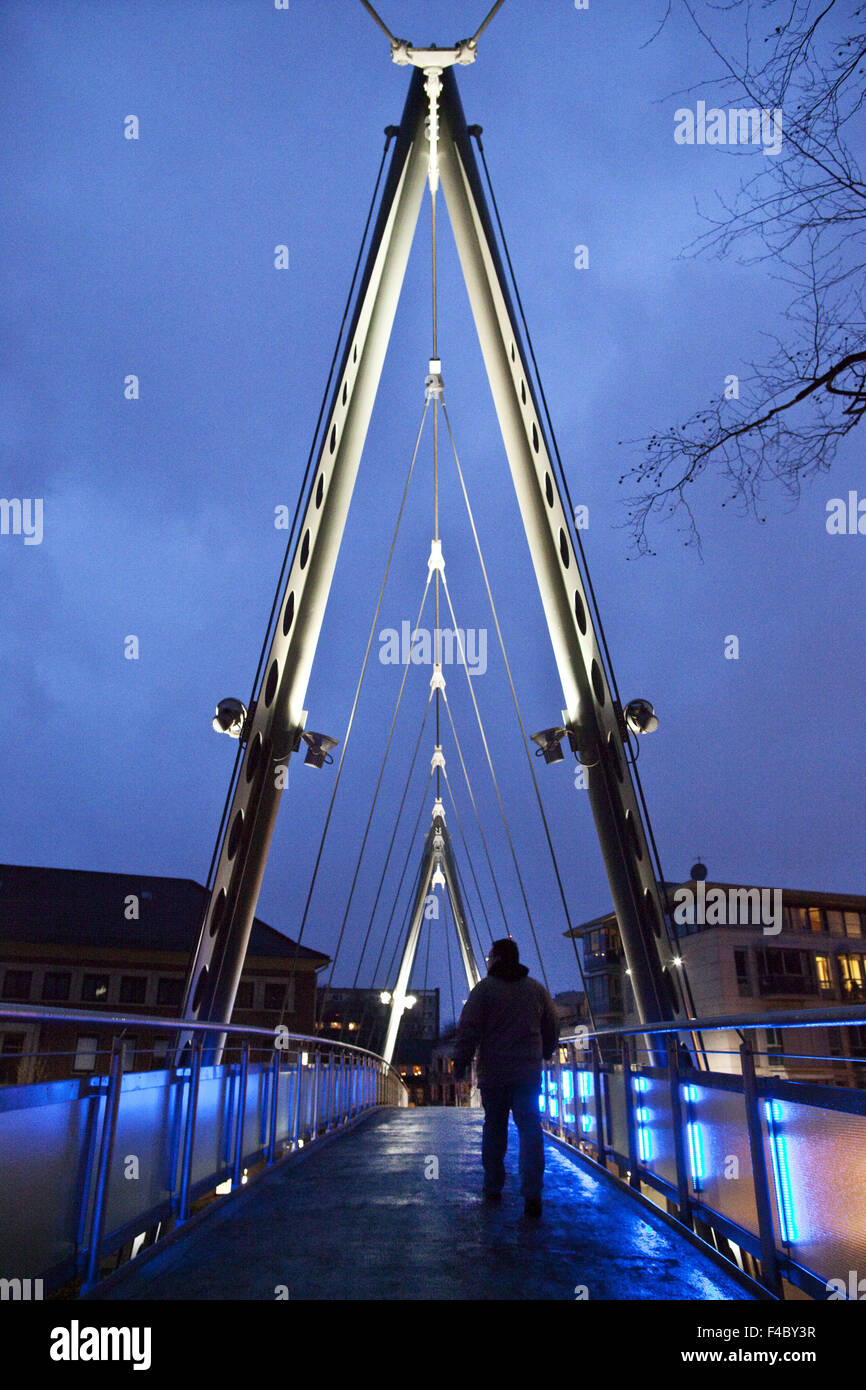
[89,1108,748,1302]
[3,1006,866,1302]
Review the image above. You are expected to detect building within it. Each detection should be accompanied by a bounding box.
[315,986,440,1104]
[553,989,588,1033]
[0,864,329,1084]
[567,876,866,1084]
[317,986,439,1054]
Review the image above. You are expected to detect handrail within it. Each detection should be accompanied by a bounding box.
[558,1001,866,1044]
[0,1003,408,1089]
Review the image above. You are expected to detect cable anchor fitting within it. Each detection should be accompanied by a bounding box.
[425,358,443,399]
[427,538,445,577]
[430,662,446,694]
[431,745,446,773]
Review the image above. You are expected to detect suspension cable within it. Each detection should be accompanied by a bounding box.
[470,0,508,44]
[200,129,396,903]
[440,400,596,1021]
[358,0,396,43]
[439,574,550,991]
[442,765,494,949]
[357,771,433,1049]
[443,890,458,1028]
[282,399,430,1021]
[347,691,434,999]
[440,688,511,935]
[317,571,435,1024]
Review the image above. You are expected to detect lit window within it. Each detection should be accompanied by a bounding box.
[815,955,834,994]
[82,975,110,1003]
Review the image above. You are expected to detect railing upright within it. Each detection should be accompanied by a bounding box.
[83,1039,124,1290]
[177,1038,203,1222]
[232,1041,250,1188]
[741,1038,783,1297]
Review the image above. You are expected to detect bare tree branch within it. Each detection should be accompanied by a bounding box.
[628,0,866,553]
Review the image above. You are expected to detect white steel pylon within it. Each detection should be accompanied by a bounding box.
[181,36,689,1063]
[382,796,481,1067]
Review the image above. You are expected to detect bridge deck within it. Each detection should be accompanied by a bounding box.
[96,1108,752,1300]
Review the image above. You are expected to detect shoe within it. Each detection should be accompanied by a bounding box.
[523,1197,542,1218]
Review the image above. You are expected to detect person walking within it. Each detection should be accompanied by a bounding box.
[452,937,559,1217]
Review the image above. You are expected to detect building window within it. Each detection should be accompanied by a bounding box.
[734,950,752,997]
[847,1026,866,1058]
[263,981,294,1013]
[827,911,846,936]
[784,906,809,932]
[844,912,863,939]
[234,980,254,1009]
[815,954,835,995]
[119,976,147,1005]
[755,949,813,996]
[42,971,71,1002]
[838,954,866,1002]
[120,1038,138,1072]
[2,970,32,1001]
[82,974,110,1003]
[156,978,184,1007]
[73,1036,99,1072]
[0,1032,26,1084]
[808,907,824,933]
[765,1028,785,1066]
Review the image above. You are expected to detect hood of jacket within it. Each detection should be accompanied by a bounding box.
[488,959,529,982]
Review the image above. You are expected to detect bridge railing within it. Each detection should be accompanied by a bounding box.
[541,1006,866,1301]
[0,1005,408,1297]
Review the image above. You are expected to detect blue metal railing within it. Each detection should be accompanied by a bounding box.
[0,1005,408,1296]
[540,1005,866,1300]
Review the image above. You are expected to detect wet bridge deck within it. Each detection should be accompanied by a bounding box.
[94,1108,752,1301]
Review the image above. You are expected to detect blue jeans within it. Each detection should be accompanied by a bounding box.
[480,1082,545,1199]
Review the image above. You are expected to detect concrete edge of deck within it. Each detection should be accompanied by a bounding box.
[83,1103,393,1301]
[541,1127,774,1301]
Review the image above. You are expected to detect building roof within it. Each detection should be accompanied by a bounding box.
[0,864,329,965]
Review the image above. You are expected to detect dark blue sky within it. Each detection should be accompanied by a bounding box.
[2,1,863,1025]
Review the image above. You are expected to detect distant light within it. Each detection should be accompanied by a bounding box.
[379,991,392,1005]
[672,956,683,967]
[404,995,417,1009]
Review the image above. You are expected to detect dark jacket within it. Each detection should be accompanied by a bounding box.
[453,960,560,1086]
